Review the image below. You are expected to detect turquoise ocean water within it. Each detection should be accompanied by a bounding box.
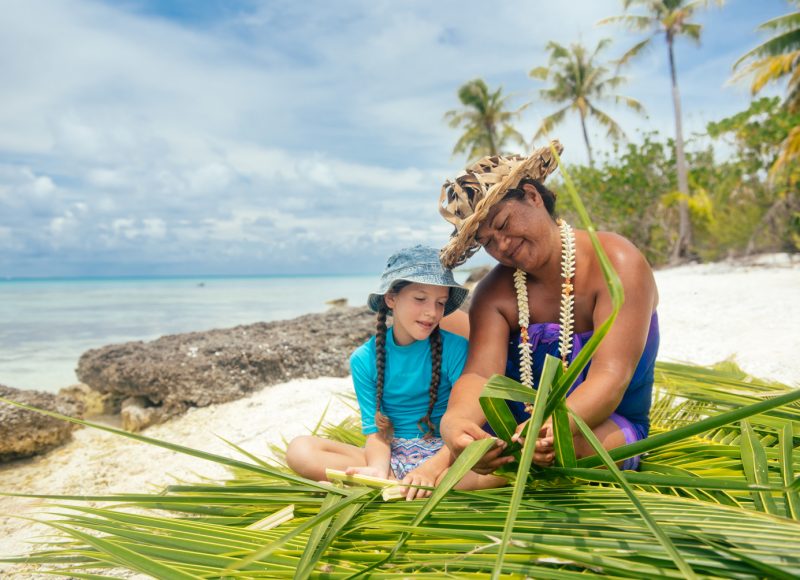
[0,274,414,393]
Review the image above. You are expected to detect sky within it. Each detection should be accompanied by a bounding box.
[0,0,791,277]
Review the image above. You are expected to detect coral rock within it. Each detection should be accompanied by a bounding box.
[76,306,376,429]
[0,384,83,462]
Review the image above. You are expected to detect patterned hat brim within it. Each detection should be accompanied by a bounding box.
[439,140,563,269]
[367,260,468,316]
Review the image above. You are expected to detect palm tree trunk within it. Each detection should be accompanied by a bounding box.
[580,113,594,167]
[667,34,692,263]
[484,120,498,156]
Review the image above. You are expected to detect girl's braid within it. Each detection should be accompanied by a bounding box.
[374,302,393,438]
[418,326,442,438]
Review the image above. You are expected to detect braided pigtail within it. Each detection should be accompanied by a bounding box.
[374,302,393,439]
[418,326,442,438]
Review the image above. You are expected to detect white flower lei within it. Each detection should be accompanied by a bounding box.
[515,219,576,409]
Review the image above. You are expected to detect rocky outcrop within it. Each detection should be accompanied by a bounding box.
[76,306,376,430]
[0,385,84,462]
[120,396,162,432]
[58,382,111,416]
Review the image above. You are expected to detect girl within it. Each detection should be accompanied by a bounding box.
[286,245,503,499]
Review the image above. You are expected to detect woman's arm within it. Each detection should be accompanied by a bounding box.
[563,233,658,431]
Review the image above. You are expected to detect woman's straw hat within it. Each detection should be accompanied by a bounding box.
[438,140,563,269]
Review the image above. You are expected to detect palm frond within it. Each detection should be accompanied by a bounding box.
[736,33,800,69]
[529,38,643,158]
[597,14,654,32]
[4,359,800,577]
[588,104,627,140]
[615,37,654,67]
[533,106,570,140]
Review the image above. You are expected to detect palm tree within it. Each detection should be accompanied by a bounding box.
[600,0,725,263]
[734,1,800,173]
[444,78,526,162]
[529,39,645,167]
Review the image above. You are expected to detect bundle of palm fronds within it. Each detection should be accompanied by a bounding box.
[1,360,799,579]
[2,149,798,578]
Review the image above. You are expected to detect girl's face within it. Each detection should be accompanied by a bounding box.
[384,283,450,346]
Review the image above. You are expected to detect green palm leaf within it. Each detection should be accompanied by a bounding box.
[569,409,698,579]
[444,78,525,161]
[491,354,558,579]
[781,421,800,519]
[740,420,780,515]
[552,398,578,468]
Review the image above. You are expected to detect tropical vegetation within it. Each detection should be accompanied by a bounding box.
[556,97,800,265]
[445,0,798,266]
[1,4,798,579]
[599,0,726,262]
[734,0,800,174]
[529,39,645,167]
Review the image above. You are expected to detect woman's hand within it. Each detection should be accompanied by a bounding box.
[511,419,555,467]
[344,465,392,480]
[441,415,512,474]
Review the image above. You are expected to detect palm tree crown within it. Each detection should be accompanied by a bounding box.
[444,78,526,162]
[530,39,644,167]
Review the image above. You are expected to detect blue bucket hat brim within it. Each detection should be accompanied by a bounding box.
[368,245,468,316]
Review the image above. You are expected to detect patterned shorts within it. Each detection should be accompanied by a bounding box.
[389,437,444,480]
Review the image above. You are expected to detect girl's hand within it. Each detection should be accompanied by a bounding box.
[344,465,392,480]
[511,419,555,467]
[399,464,438,501]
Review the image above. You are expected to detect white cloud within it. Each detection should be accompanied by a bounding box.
[0,165,58,205]
[87,168,127,189]
[0,0,789,276]
[142,218,167,239]
[108,217,167,241]
[189,163,235,194]
[48,210,81,247]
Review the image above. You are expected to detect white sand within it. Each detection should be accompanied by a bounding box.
[654,253,799,385]
[1,255,799,576]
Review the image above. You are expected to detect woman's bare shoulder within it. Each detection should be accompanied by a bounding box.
[588,231,652,272]
[587,231,657,304]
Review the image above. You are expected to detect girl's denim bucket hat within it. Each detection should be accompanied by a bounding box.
[367,245,468,316]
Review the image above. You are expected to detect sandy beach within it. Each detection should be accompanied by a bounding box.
[1,255,799,576]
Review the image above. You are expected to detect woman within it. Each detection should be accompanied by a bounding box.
[437,141,659,472]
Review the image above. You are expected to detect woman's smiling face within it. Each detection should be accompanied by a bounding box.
[475,185,554,270]
[384,283,450,346]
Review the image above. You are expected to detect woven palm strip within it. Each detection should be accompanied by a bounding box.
[439,140,563,269]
